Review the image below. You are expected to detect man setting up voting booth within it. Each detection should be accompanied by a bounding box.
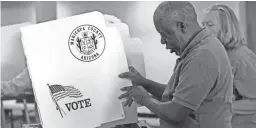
[1,1,241,128]
[118,1,233,128]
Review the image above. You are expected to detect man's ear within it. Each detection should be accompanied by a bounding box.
[177,21,187,34]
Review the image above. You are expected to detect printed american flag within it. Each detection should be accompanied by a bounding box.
[48,84,83,101]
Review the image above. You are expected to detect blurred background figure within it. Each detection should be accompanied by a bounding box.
[203,4,256,128]
[1,66,32,97]
[1,62,41,125]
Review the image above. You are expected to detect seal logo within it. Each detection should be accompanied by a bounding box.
[68,25,105,62]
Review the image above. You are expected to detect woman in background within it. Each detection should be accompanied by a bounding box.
[203,4,256,128]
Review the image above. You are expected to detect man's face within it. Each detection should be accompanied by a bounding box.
[155,21,184,56]
[202,11,221,38]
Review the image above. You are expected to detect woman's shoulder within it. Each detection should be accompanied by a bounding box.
[228,46,256,67]
[228,46,254,61]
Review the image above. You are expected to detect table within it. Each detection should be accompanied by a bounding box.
[1,93,35,128]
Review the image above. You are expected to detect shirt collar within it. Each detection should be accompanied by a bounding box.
[180,28,211,59]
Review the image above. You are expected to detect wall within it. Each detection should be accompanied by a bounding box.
[34,1,57,23]
[246,1,256,53]
[1,1,36,26]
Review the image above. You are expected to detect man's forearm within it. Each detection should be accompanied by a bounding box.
[142,97,180,127]
[142,78,166,100]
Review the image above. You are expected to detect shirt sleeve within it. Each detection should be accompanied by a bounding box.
[1,67,32,96]
[1,80,19,96]
[172,58,214,111]
[11,67,32,88]
[233,60,256,99]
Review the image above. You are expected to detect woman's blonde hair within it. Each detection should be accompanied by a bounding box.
[205,4,246,50]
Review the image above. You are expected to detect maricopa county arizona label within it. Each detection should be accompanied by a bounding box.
[68,25,106,62]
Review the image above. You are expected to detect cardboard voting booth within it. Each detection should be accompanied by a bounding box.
[98,17,146,128]
[106,22,146,77]
[21,11,145,128]
[1,23,31,81]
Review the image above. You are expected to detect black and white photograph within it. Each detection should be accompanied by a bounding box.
[1,1,256,128]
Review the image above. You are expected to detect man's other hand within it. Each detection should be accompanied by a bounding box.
[119,85,151,106]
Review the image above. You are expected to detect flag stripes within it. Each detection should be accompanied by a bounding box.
[48,84,83,101]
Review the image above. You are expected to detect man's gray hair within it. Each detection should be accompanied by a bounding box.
[154,1,197,24]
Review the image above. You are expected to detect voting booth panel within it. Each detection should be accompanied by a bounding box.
[106,22,146,77]
[21,11,135,128]
[124,38,145,77]
[1,23,32,81]
[98,17,146,128]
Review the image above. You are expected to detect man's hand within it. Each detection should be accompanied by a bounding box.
[118,66,147,107]
[118,66,146,86]
[118,85,151,106]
